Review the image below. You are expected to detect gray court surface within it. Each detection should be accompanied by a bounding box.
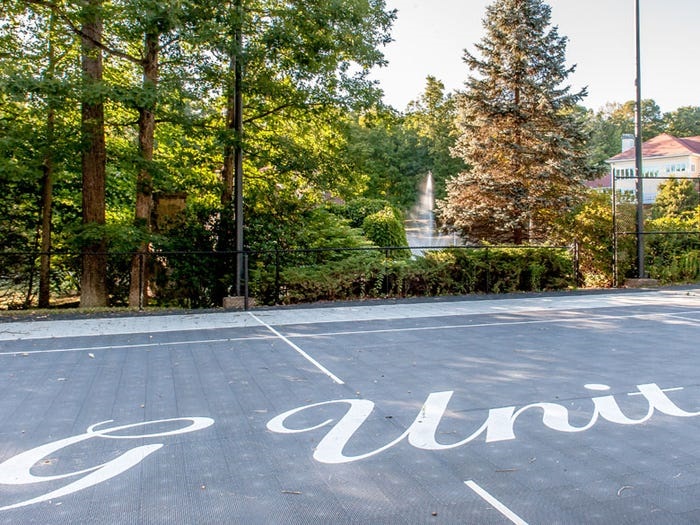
[1,287,700,524]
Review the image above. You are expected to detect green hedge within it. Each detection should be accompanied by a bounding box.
[648,249,700,283]
[254,246,575,305]
[644,215,700,283]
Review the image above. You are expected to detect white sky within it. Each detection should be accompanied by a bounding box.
[372,0,700,114]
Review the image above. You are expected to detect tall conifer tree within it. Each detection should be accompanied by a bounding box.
[439,0,591,244]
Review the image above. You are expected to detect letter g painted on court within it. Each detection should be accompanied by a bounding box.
[0,417,214,511]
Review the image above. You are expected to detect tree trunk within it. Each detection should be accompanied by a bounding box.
[38,14,57,308]
[80,0,107,307]
[128,32,159,307]
[38,105,54,308]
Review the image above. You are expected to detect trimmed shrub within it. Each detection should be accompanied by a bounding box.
[276,251,385,304]
[339,198,395,228]
[362,207,409,254]
[645,215,700,283]
[448,247,574,293]
[258,246,575,305]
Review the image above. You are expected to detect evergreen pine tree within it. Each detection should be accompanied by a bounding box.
[438,0,591,244]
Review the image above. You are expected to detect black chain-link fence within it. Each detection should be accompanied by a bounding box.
[612,177,700,286]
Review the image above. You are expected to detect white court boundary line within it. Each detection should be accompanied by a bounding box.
[465,480,528,525]
[4,309,698,357]
[247,312,344,385]
[2,289,698,342]
[665,314,700,324]
[0,334,276,357]
[283,308,700,339]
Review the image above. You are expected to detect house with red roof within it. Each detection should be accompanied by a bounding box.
[602,133,700,203]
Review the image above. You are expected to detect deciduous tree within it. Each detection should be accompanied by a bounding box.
[2,4,75,306]
[663,106,700,137]
[404,76,466,201]
[652,179,700,219]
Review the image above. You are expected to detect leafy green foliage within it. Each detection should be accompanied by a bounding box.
[147,206,221,308]
[269,250,384,304]
[1,0,399,308]
[555,190,643,287]
[453,247,573,293]
[554,191,615,287]
[651,179,700,219]
[361,207,409,252]
[343,107,429,209]
[662,106,700,138]
[642,182,700,284]
[645,212,700,283]
[244,196,376,304]
[264,246,575,305]
[586,100,666,177]
[336,198,394,228]
[404,76,466,200]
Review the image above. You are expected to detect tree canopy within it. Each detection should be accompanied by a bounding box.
[1,0,397,306]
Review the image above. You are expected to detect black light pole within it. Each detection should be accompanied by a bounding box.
[234,1,244,296]
[634,0,645,278]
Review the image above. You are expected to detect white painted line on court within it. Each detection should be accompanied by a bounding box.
[2,289,699,341]
[284,309,700,340]
[287,317,574,338]
[247,312,345,385]
[249,289,700,328]
[465,480,528,525]
[665,314,700,324]
[6,308,697,358]
[0,335,276,357]
[628,386,684,396]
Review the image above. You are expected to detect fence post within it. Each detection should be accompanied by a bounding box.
[275,248,280,304]
[384,248,389,296]
[138,252,144,311]
[244,253,249,310]
[485,246,491,293]
[572,240,581,287]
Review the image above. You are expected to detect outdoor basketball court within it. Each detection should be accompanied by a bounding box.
[1,287,700,524]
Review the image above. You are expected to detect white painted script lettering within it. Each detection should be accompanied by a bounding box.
[267,383,700,464]
[0,417,214,511]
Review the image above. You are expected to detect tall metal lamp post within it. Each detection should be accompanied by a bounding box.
[634,0,645,278]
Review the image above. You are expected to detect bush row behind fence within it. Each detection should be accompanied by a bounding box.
[0,245,579,310]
